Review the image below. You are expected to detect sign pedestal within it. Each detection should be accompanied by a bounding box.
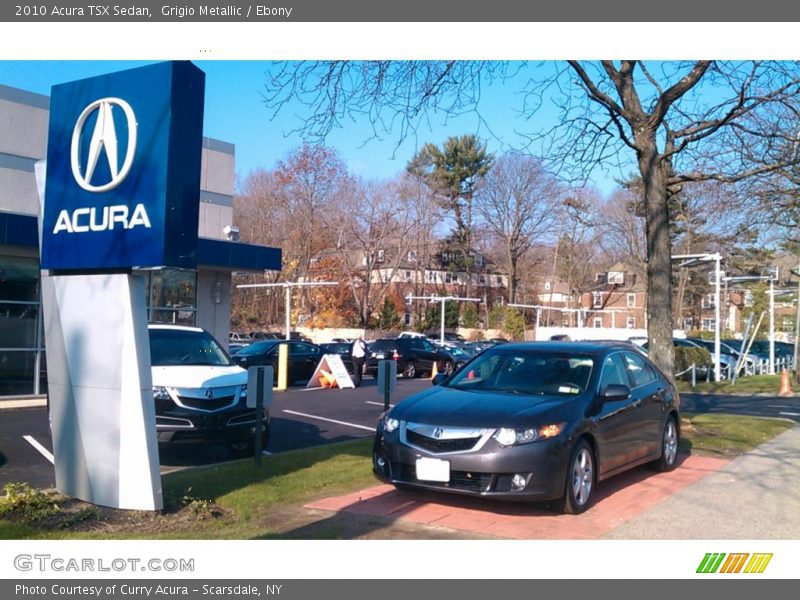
[41,272,163,510]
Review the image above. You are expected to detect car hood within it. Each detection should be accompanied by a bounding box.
[151,365,247,388]
[391,385,574,428]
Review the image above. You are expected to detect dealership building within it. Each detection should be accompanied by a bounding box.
[0,82,279,399]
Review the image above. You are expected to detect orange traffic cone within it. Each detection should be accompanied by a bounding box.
[430,361,439,380]
[779,368,793,396]
[319,369,337,389]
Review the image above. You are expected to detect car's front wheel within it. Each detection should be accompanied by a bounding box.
[650,415,679,472]
[227,426,270,459]
[558,439,595,515]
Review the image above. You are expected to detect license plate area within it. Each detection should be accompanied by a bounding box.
[415,457,450,482]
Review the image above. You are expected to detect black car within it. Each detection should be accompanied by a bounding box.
[232,340,322,385]
[366,337,455,379]
[318,342,356,375]
[373,341,680,514]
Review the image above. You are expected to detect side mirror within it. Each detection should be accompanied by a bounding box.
[601,384,630,401]
[432,373,448,386]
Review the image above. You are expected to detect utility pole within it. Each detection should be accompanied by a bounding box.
[238,280,339,339]
[405,294,480,344]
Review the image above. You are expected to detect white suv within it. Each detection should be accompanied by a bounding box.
[149,324,269,456]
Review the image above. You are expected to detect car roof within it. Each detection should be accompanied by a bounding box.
[488,340,640,354]
[147,324,204,333]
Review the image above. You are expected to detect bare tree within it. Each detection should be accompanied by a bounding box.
[264,60,800,375]
[475,153,562,302]
[335,178,418,326]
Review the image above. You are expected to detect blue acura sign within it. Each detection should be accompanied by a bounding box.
[41,61,205,270]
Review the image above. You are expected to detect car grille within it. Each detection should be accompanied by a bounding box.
[406,429,480,453]
[392,462,490,493]
[177,395,236,411]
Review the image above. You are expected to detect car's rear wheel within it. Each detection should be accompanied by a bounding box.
[558,439,595,515]
[650,415,679,472]
[403,361,416,378]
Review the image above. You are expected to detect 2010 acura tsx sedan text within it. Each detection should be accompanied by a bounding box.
[373,342,680,513]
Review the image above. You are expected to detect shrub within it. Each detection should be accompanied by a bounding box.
[674,346,712,376]
[0,483,61,523]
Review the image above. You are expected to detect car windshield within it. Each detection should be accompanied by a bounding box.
[321,343,351,353]
[149,328,232,367]
[444,350,594,396]
[235,340,280,356]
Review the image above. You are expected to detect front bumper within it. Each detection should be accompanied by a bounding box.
[155,401,269,444]
[372,427,570,500]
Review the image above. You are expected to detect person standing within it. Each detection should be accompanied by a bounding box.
[351,335,367,387]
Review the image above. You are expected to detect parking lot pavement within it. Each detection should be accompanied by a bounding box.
[604,425,800,539]
[0,378,432,489]
[307,454,730,540]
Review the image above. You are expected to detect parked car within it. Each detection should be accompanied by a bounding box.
[441,345,478,372]
[425,331,466,345]
[318,341,356,375]
[641,338,733,380]
[289,331,312,343]
[149,325,268,457]
[731,339,792,365]
[232,340,322,385]
[227,342,250,356]
[249,331,282,341]
[366,337,455,378]
[373,341,680,514]
[688,338,757,374]
[229,331,250,343]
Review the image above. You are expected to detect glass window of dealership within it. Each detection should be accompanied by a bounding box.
[0,81,279,398]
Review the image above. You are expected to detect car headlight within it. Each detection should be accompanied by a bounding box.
[380,414,400,433]
[153,386,170,401]
[493,423,565,446]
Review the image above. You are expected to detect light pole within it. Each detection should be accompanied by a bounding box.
[723,272,779,374]
[673,253,722,381]
[405,294,480,344]
[238,280,339,340]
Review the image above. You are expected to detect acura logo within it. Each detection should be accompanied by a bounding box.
[205,389,213,399]
[70,97,137,193]
[433,427,444,438]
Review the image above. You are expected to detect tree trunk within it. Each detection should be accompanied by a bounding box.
[639,143,676,379]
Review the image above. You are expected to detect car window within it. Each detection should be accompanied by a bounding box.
[598,354,629,392]
[622,352,657,387]
[235,340,279,357]
[149,328,232,367]
[422,340,436,352]
[289,342,314,355]
[447,351,593,396]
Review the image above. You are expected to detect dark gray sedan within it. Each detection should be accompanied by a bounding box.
[373,342,680,514]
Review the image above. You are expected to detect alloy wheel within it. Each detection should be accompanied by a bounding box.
[663,419,678,466]
[571,448,593,506]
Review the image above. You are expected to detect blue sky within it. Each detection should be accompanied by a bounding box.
[0,60,628,194]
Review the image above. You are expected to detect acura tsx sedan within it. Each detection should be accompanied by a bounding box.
[373,341,680,514]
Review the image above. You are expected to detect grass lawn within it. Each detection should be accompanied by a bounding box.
[1,413,795,540]
[677,373,798,395]
[679,413,794,456]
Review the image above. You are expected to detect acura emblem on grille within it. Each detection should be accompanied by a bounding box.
[433,427,444,438]
[205,388,213,399]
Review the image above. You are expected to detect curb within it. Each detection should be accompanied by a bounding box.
[0,397,47,410]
